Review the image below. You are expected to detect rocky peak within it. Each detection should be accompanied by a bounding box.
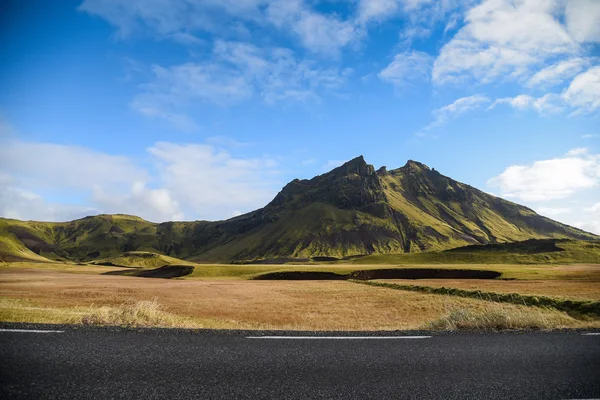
[402,160,430,171]
[329,155,375,178]
[376,166,387,176]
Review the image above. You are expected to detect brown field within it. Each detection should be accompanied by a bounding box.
[2,267,596,330]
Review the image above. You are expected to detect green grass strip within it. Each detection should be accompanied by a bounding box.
[351,280,600,318]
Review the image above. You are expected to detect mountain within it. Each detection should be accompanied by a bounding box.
[0,156,597,263]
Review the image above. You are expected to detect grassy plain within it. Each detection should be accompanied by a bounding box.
[2,267,597,330]
[1,261,599,330]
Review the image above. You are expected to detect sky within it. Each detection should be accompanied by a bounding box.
[0,0,599,234]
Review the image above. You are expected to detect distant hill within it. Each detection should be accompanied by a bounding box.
[0,156,597,263]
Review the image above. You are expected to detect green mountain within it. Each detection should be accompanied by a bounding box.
[0,156,596,263]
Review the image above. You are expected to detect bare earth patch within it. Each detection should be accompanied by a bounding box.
[1,268,598,330]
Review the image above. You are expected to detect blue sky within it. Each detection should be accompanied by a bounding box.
[0,0,599,233]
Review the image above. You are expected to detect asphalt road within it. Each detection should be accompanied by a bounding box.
[1,324,599,400]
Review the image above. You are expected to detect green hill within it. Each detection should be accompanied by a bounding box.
[89,251,195,268]
[0,157,597,263]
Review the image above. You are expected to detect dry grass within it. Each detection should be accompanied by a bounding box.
[0,298,201,328]
[425,305,578,331]
[79,299,197,328]
[1,268,599,330]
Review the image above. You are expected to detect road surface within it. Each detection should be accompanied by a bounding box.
[1,324,599,399]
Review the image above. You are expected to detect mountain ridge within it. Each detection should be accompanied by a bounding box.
[0,156,597,263]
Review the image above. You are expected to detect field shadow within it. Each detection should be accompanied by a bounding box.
[253,268,502,280]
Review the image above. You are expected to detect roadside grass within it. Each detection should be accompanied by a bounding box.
[0,298,220,329]
[79,299,199,328]
[424,305,578,331]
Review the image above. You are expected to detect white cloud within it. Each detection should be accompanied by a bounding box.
[582,134,598,139]
[292,11,360,56]
[0,186,97,222]
[573,220,600,235]
[357,0,435,23]
[0,141,147,191]
[436,94,491,119]
[573,201,600,234]
[0,140,181,222]
[358,0,402,23]
[0,136,283,222]
[488,93,564,114]
[433,0,578,85]
[487,148,600,202]
[565,0,600,43]
[488,66,600,115]
[561,66,600,113]
[132,41,349,128]
[147,142,281,219]
[378,51,432,88]
[489,94,536,110]
[93,182,183,222]
[527,57,590,87]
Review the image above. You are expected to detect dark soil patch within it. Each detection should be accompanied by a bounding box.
[311,256,339,262]
[253,268,501,280]
[135,265,195,279]
[350,268,501,280]
[253,271,348,280]
[244,258,311,264]
[92,261,121,267]
[86,251,100,259]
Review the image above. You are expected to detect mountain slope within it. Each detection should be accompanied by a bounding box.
[0,157,596,263]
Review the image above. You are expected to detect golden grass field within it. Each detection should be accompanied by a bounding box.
[1,261,599,330]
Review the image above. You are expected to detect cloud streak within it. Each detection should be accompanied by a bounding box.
[487,148,600,202]
[417,94,490,136]
[378,51,432,88]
